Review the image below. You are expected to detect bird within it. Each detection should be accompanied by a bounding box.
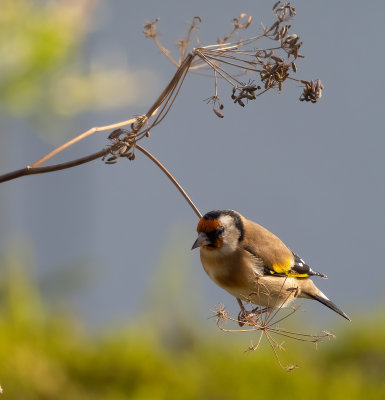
[192,209,350,321]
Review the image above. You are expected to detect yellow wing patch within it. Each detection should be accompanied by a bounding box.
[270,259,309,278]
[271,258,291,274]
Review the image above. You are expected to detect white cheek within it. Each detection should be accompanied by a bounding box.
[219,215,240,253]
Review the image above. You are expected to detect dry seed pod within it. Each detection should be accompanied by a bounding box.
[119,145,128,155]
[280,26,288,37]
[143,18,159,38]
[285,34,298,43]
[271,55,283,63]
[105,155,118,164]
[267,21,279,33]
[273,1,281,11]
[291,62,297,72]
[108,129,125,140]
[213,107,224,118]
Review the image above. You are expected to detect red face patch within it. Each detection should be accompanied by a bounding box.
[197,218,221,233]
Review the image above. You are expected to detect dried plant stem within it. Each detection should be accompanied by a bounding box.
[0,143,202,219]
[0,51,202,218]
[27,54,195,171]
[136,145,202,219]
[0,149,110,183]
[30,117,138,168]
[153,36,180,68]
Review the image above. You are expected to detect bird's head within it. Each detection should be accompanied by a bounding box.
[191,210,244,254]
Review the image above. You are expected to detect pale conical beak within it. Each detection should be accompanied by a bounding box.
[191,232,209,250]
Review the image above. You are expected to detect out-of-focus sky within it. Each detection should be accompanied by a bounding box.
[1,0,384,329]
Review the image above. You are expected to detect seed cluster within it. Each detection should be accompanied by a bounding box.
[299,79,324,103]
[105,2,324,165]
[143,2,324,118]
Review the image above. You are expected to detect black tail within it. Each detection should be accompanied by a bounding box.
[309,294,351,321]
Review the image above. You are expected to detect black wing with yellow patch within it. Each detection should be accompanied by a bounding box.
[243,245,327,279]
[291,253,327,278]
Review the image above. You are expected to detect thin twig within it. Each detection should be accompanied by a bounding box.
[31,117,138,168]
[0,144,202,219]
[0,149,110,183]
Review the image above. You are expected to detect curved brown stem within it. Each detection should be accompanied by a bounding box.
[0,144,202,219]
[30,117,138,168]
[0,148,110,183]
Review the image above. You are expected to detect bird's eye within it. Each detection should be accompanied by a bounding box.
[217,226,225,235]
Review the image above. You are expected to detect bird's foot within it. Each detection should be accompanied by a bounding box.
[251,306,268,314]
[237,309,257,327]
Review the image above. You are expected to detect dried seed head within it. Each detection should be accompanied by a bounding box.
[274,2,296,22]
[286,364,299,372]
[142,6,323,120]
[213,303,228,321]
[233,13,252,30]
[299,79,324,103]
[143,18,160,38]
[231,83,258,106]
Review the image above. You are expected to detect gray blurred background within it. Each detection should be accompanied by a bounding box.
[1,0,384,331]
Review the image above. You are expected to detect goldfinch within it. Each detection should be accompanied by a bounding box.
[192,210,350,321]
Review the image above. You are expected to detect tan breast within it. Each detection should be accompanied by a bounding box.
[200,248,255,290]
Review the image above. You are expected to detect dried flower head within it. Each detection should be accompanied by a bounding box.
[300,79,324,103]
[212,280,335,370]
[273,1,296,22]
[212,303,229,322]
[104,4,325,167]
[143,18,160,38]
[143,2,323,118]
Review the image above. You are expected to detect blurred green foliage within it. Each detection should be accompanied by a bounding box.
[0,250,384,400]
[0,0,160,142]
[0,0,91,117]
